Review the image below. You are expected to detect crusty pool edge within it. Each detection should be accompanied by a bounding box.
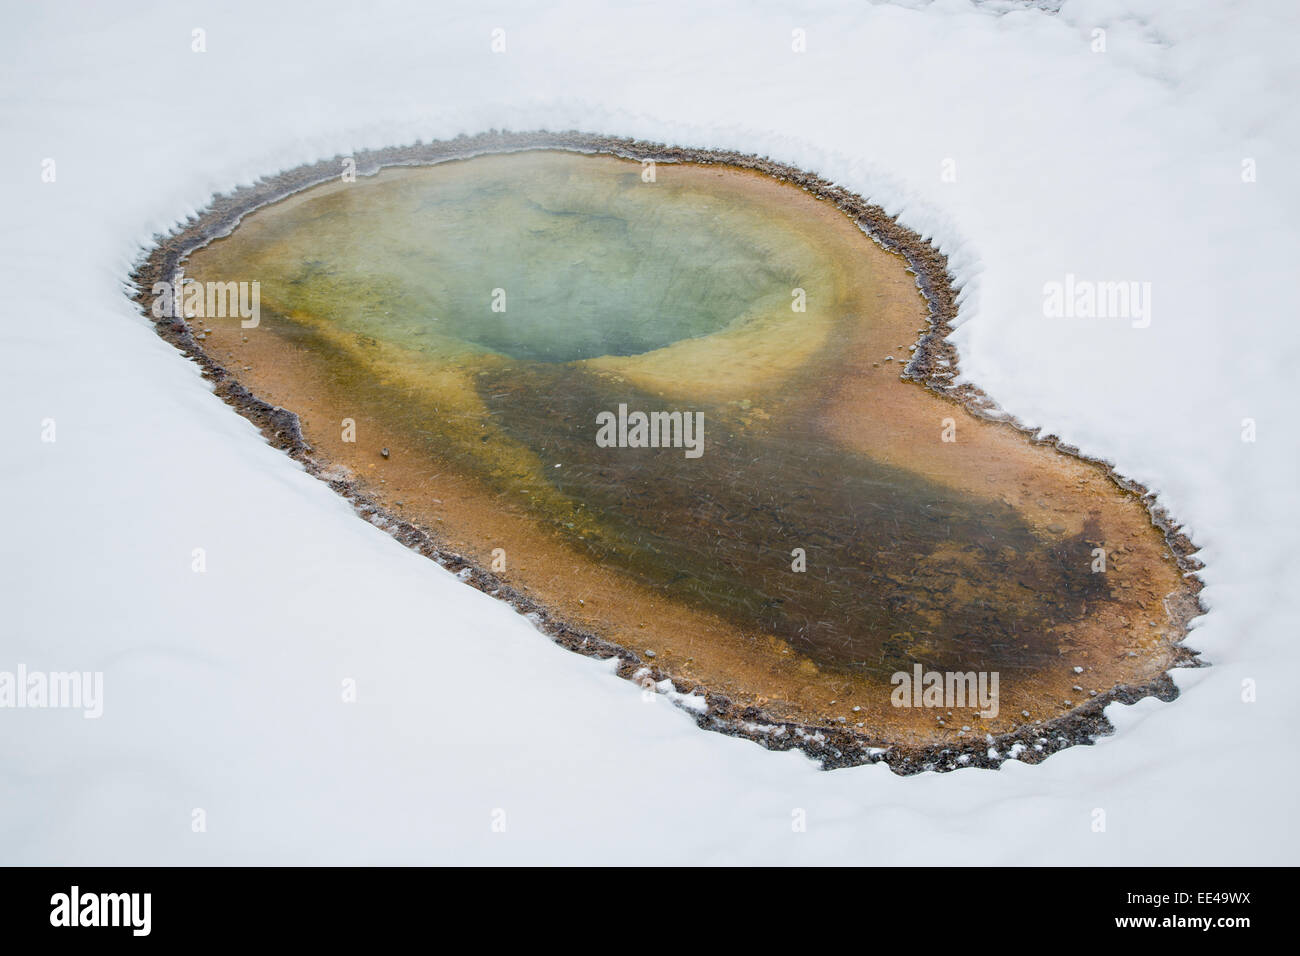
[129,129,1206,774]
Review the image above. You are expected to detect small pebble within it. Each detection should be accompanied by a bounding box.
[644,649,656,659]
[380,447,390,459]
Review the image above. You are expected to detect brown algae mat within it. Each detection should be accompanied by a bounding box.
[131,131,1204,773]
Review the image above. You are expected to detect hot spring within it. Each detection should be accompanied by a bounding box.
[174,146,1194,762]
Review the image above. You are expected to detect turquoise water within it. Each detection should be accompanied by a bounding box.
[239,153,819,363]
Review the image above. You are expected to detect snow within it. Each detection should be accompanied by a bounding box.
[2,0,1297,864]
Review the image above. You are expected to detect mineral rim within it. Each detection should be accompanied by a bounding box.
[130,130,1205,773]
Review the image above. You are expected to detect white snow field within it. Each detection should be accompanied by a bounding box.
[2,0,1297,865]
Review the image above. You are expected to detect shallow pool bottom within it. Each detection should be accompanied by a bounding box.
[136,132,1204,772]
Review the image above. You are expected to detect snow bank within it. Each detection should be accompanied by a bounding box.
[1,0,1296,863]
